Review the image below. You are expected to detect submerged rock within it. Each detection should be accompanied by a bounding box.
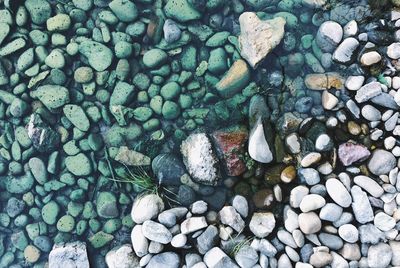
[181,133,219,186]
[248,117,273,163]
[212,125,248,176]
[239,12,286,68]
[48,241,89,268]
[215,59,250,98]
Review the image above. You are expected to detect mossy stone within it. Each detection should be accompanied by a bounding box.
[41,201,60,225]
[143,49,168,68]
[164,0,201,22]
[31,85,69,110]
[110,81,135,106]
[162,101,180,120]
[89,231,114,248]
[56,215,75,232]
[160,81,181,100]
[65,153,92,176]
[96,192,118,219]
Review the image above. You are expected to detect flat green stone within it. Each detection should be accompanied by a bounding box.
[41,201,60,225]
[164,0,201,22]
[56,215,75,233]
[31,85,70,110]
[89,231,114,248]
[65,153,92,176]
[63,104,90,132]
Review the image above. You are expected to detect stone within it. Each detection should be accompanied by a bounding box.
[191,201,208,214]
[25,0,52,25]
[131,194,164,224]
[249,212,275,238]
[316,21,343,53]
[114,146,150,166]
[27,114,60,153]
[49,242,89,268]
[299,194,326,212]
[79,41,113,72]
[171,234,187,248]
[362,105,381,121]
[290,186,309,208]
[47,14,71,31]
[219,206,245,233]
[368,243,392,268]
[211,125,248,176]
[298,212,321,234]
[338,224,358,243]
[332,37,359,64]
[164,0,201,22]
[142,220,172,244]
[321,91,338,110]
[143,49,168,68]
[96,192,118,219]
[28,157,47,185]
[235,245,259,268]
[109,0,138,22]
[63,104,90,132]
[239,12,286,68]
[248,117,273,164]
[181,217,207,234]
[163,19,181,43]
[304,72,345,90]
[105,245,140,268]
[204,247,239,268]
[152,153,186,186]
[110,82,135,106]
[65,153,92,176]
[345,75,365,91]
[281,165,296,183]
[302,0,326,7]
[232,195,248,218]
[215,59,250,98]
[326,178,352,208]
[374,212,396,231]
[253,189,274,209]
[315,134,333,152]
[42,201,60,225]
[131,225,148,257]
[6,197,25,218]
[360,51,382,66]
[309,252,333,267]
[368,149,396,175]
[353,175,384,198]
[147,252,180,268]
[298,168,320,186]
[351,186,374,224]
[319,203,343,222]
[24,245,41,263]
[197,225,219,254]
[89,231,114,248]
[387,42,400,59]
[181,133,219,186]
[31,85,69,110]
[338,142,370,166]
[355,82,383,103]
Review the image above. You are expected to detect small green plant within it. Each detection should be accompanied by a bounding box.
[229,236,255,257]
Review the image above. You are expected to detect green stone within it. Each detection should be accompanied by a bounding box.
[164,0,201,22]
[162,101,180,120]
[115,41,132,58]
[96,192,118,219]
[82,202,96,219]
[65,153,92,176]
[215,59,250,98]
[103,219,121,234]
[206,31,230,47]
[56,215,75,232]
[208,48,228,75]
[67,202,84,217]
[143,49,168,68]
[110,81,135,106]
[41,201,60,225]
[11,231,28,251]
[6,174,34,194]
[181,46,197,71]
[79,41,113,72]
[160,81,181,100]
[109,0,138,22]
[133,107,153,122]
[31,85,69,110]
[150,95,163,115]
[76,220,87,236]
[63,104,90,132]
[25,0,52,24]
[28,157,48,185]
[89,231,114,248]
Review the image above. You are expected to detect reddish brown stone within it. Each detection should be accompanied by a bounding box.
[212,125,248,176]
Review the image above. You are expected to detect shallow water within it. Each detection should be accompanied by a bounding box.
[0,0,386,266]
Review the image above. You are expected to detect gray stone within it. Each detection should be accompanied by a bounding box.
[319,203,343,222]
[316,21,343,53]
[351,186,374,224]
[232,195,249,218]
[235,245,259,268]
[355,82,382,103]
[359,224,384,244]
[374,212,396,231]
[181,217,207,234]
[163,19,181,43]
[191,200,208,214]
[298,212,321,234]
[131,194,164,224]
[326,178,352,208]
[197,225,219,254]
[353,175,384,198]
[204,247,239,268]
[338,224,358,243]
[142,220,172,244]
[298,168,320,185]
[219,206,245,233]
[48,241,89,268]
[368,149,396,176]
[131,225,148,257]
[147,252,180,268]
[333,37,359,64]
[249,212,275,238]
[6,197,25,218]
[368,243,392,268]
[105,245,140,268]
[318,233,343,250]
